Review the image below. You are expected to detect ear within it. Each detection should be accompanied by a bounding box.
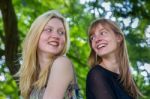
[116,34,123,43]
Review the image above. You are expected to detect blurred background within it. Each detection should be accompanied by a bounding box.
[0,0,150,99]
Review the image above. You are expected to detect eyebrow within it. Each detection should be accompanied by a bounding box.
[44,25,53,29]
[97,25,107,31]
[98,28,106,32]
[44,25,65,30]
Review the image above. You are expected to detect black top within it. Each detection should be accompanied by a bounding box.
[86,65,133,99]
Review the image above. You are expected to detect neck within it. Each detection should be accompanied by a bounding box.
[37,52,54,70]
[100,55,120,74]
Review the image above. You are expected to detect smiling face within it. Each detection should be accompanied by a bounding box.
[37,18,66,56]
[90,24,122,58]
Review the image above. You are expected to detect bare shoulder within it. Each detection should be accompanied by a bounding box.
[54,56,72,65]
[51,56,73,74]
[44,56,74,98]
[53,56,72,68]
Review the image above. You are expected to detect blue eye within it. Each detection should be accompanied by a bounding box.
[46,28,52,32]
[58,31,65,35]
[43,28,52,33]
[100,31,107,35]
[90,35,96,41]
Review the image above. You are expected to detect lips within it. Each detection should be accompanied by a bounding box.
[48,41,59,46]
[97,43,107,49]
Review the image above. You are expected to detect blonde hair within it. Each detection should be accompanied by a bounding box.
[88,18,142,99]
[17,10,70,99]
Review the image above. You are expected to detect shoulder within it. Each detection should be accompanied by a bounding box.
[52,56,73,69]
[51,56,73,76]
[87,65,111,77]
[86,65,111,86]
[87,65,101,76]
[53,56,72,65]
[44,56,74,98]
[87,65,105,81]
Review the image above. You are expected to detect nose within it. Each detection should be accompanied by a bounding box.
[95,35,102,44]
[50,31,60,39]
[95,38,101,44]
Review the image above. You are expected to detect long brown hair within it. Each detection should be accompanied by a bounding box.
[16,10,70,99]
[88,18,142,99]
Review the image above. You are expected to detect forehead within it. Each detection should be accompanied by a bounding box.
[45,18,64,28]
[95,24,105,30]
[90,23,111,35]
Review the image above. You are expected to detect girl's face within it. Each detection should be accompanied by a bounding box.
[37,18,66,56]
[90,24,122,58]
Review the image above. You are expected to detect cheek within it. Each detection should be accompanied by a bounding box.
[38,38,42,47]
[91,42,96,50]
[60,37,66,46]
[111,40,119,49]
[38,34,47,43]
[38,36,46,45]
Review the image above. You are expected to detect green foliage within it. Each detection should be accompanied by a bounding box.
[0,64,19,99]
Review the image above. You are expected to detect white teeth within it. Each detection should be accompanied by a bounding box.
[48,41,58,46]
[97,44,106,49]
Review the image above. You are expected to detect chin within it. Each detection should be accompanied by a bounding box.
[97,52,108,57]
[50,50,62,55]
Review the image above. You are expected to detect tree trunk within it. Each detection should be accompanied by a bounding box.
[0,0,19,76]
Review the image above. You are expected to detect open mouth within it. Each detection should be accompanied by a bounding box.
[97,43,107,49]
[48,41,59,46]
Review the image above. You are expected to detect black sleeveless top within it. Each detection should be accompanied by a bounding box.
[86,65,133,99]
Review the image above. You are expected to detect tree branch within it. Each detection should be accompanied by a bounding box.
[0,0,20,76]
